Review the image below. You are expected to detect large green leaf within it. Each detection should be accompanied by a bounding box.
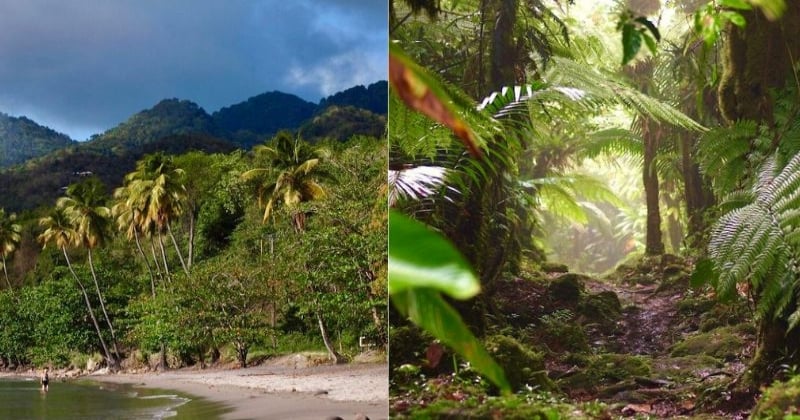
[392,288,511,393]
[388,210,479,300]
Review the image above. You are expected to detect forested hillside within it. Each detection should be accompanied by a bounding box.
[0,113,75,167]
[0,82,387,212]
[0,75,387,377]
[389,0,800,418]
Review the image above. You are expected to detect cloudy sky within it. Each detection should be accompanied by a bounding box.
[0,1,387,140]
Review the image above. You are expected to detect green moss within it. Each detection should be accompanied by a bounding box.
[540,262,568,273]
[578,291,621,332]
[547,273,587,304]
[485,334,553,392]
[559,353,652,391]
[751,375,800,419]
[669,326,744,360]
[399,393,612,420]
[652,355,724,380]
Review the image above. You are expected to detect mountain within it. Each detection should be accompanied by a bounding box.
[0,133,236,212]
[318,81,388,115]
[300,105,386,143]
[212,91,317,149]
[0,113,75,167]
[0,81,386,211]
[85,99,217,154]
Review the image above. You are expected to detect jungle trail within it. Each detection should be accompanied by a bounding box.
[389,0,800,418]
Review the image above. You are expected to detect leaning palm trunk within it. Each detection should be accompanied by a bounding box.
[63,247,116,370]
[87,249,122,363]
[316,310,344,364]
[166,223,189,275]
[133,228,156,296]
[1,254,11,292]
[149,237,165,283]
[157,231,171,280]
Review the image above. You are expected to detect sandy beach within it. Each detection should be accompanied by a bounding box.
[4,354,388,420]
[96,356,389,420]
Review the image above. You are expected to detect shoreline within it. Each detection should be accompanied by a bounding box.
[2,355,388,420]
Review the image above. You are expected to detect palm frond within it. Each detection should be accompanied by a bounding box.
[389,166,450,206]
[546,57,705,132]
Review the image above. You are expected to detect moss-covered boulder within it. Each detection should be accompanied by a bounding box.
[751,375,800,419]
[669,326,744,361]
[541,261,569,273]
[579,291,621,332]
[485,334,554,392]
[547,273,588,304]
[559,353,652,391]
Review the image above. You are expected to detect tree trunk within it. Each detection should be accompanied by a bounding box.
[746,316,800,387]
[681,132,715,250]
[87,249,122,363]
[149,237,164,282]
[316,311,344,364]
[159,342,168,371]
[63,247,117,371]
[2,254,11,291]
[166,223,189,275]
[489,0,518,92]
[187,211,195,269]
[157,231,171,280]
[643,120,665,255]
[133,228,156,296]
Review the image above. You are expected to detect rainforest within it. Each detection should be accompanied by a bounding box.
[388,0,800,418]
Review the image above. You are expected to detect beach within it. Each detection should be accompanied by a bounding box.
[97,355,389,420]
[5,354,388,420]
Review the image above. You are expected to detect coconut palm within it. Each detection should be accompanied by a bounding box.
[242,131,327,232]
[0,209,21,291]
[112,184,158,294]
[58,177,121,363]
[124,153,188,276]
[38,207,117,370]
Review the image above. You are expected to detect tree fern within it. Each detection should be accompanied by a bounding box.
[709,153,800,329]
[695,119,758,195]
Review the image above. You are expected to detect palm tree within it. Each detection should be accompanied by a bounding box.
[0,209,21,291]
[58,177,121,363]
[242,131,327,232]
[124,153,189,276]
[38,207,117,370]
[112,184,158,294]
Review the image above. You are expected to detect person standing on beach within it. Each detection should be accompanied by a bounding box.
[40,367,49,392]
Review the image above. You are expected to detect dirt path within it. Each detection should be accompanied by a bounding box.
[581,275,751,419]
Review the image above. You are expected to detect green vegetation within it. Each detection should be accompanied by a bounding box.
[0,131,386,372]
[390,0,800,418]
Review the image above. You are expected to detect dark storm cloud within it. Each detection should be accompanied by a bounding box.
[0,0,387,140]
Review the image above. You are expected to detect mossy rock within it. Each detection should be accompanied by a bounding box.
[579,291,622,331]
[669,326,744,361]
[541,261,569,273]
[559,353,652,391]
[751,375,800,419]
[485,334,554,392]
[539,321,590,353]
[697,303,752,332]
[652,355,724,380]
[677,297,717,317]
[547,273,588,304]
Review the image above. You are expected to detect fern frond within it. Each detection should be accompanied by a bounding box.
[546,57,705,132]
[709,152,800,328]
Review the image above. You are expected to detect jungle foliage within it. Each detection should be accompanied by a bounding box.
[0,132,387,371]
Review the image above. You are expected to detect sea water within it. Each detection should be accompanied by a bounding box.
[0,378,230,419]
